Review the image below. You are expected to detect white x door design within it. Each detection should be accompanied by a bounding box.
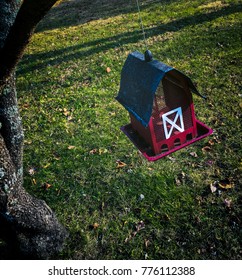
[162,107,185,139]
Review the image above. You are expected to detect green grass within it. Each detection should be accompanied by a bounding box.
[16,0,241,259]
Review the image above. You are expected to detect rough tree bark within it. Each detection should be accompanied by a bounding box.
[0,0,68,259]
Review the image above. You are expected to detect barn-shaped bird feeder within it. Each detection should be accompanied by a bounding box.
[116,51,213,161]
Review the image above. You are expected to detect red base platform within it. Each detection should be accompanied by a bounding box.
[120,120,213,161]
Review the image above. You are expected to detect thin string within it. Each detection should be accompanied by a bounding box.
[135,0,148,50]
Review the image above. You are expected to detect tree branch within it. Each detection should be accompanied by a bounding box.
[0,0,58,87]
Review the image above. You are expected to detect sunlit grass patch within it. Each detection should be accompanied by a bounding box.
[17,0,242,260]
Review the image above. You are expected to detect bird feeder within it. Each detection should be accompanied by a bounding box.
[116,51,213,161]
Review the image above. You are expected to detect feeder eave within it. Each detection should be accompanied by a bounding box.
[116,51,173,127]
[172,68,206,99]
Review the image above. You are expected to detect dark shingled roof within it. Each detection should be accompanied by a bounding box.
[116,51,203,127]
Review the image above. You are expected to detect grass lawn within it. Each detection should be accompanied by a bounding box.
[16,0,241,259]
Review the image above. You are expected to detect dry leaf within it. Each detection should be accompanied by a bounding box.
[42,182,52,190]
[93,223,99,230]
[125,221,145,243]
[24,140,32,145]
[116,160,127,168]
[212,136,221,144]
[175,178,182,186]
[22,103,30,109]
[210,182,217,193]
[89,148,98,154]
[147,167,154,171]
[145,239,151,248]
[106,67,111,73]
[208,140,215,146]
[125,237,130,243]
[136,220,145,231]
[224,198,232,208]
[43,163,51,169]
[98,148,108,154]
[202,146,212,152]
[68,145,76,150]
[28,167,36,176]
[206,160,214,166]
[63,108,70,116]
[67,115,73,121]
[167,156,176,162]
[218,178,234,189]
[190,152,198,157]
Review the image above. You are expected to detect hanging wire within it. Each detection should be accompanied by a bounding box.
[135,0,148,50]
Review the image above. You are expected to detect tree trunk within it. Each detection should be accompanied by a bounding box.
[0,0,59,86]
[0,0,68,259]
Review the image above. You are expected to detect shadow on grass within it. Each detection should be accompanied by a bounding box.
[18,2,241,76]
[36,0,177,33]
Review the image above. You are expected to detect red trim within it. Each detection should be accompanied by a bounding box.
[120,119,213,161]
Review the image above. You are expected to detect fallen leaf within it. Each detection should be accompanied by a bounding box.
[125,221,145,243]
[206,160,214,166]
[218,178,234,189]
[167,156,176,162]
[190,152,198,157]
[67,115,73,121]
[42,182,52,190]
[224,198,232,208]
[28,167,36,176]
[210,182,217,193]
[202,146,212,152]
[175,178,182,186]
[22,103,30,109]
[43,163,51,169]
[175,172,186,186]
[106,67,111,73]
[163,213,170,221]
[136,220,145,231]
[68,145,76,150]
[63,108,70,116]
[208,140,215,146]
[212,136,221,144]
[98,148,108,154]
[24,140,32,145]
[93,222,99,230]
[125,237,130,243]
[32,178,37,185]
[89,148,98,154]
[54,155,61,161]
[145,239,151,248]
[116,160,127,168]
